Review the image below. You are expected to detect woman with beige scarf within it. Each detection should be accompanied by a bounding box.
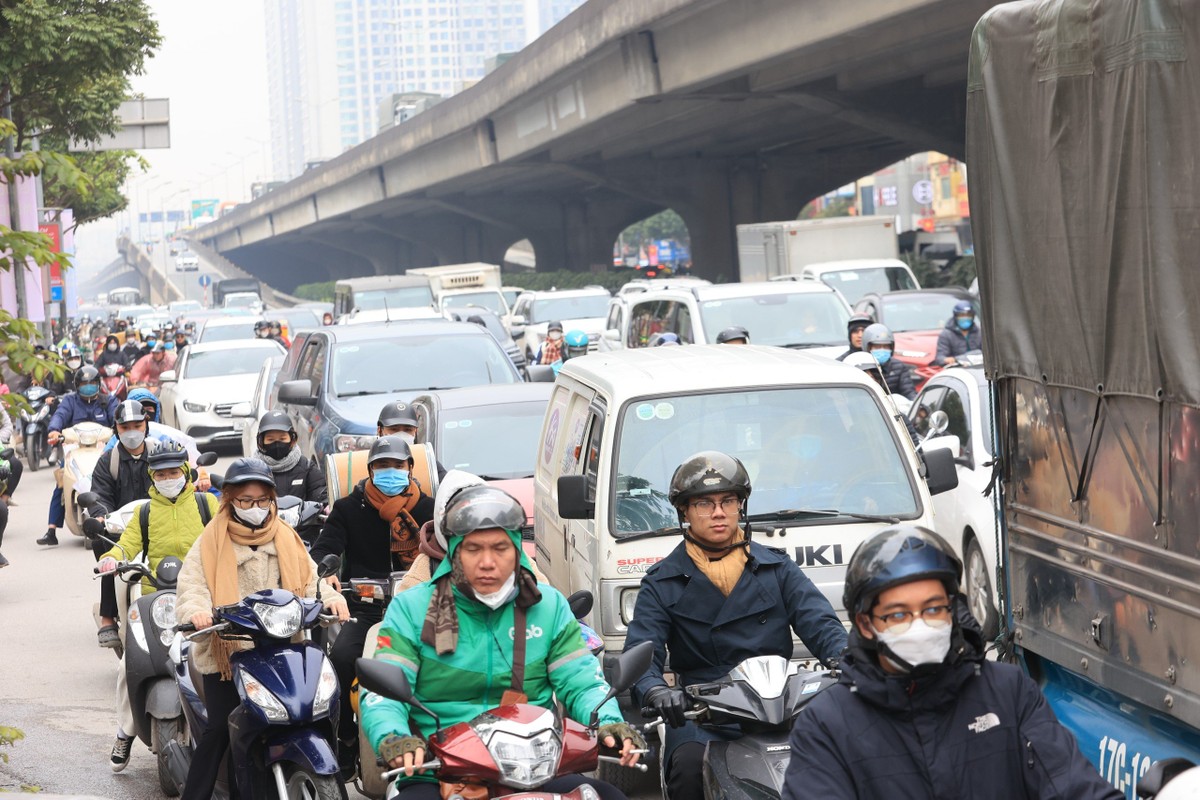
[175,457,348,800]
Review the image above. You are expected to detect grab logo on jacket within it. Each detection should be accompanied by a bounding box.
[509,624,544,640]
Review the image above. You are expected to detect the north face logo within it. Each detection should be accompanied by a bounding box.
[968,712,1001,733]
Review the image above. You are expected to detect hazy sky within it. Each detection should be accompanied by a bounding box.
[74,0,270,273]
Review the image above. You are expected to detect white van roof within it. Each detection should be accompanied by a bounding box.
[559,344,875,400]
[801,258,911,274]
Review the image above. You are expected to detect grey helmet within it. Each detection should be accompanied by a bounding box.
[146,439,189,472]
[861,323,895,351]
[114,399,147,427]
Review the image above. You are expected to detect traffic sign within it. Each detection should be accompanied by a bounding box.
[198,274,212,287]
[50,285,63,302]
[912,180,935,205]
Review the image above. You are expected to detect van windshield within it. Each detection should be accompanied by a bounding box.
[611,387,918,537]
[442,291,507,316]
[818,267,916,303]
[354,286,434,311]
[697,292,848,347]
[530,294,610,324]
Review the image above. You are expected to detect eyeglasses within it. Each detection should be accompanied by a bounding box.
[231,497,273,509]
[871,605,952,632]
[688,497,741,516]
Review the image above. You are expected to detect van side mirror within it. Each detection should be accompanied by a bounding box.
[921,446,959,496]
[159,370,177,383]
[557,475,594,519]
[527,365,556,383]
[278,379,316,407]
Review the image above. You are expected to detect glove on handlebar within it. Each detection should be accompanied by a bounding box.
[379,734,426,765]
[643,686,689,729]
[599,722,647,750]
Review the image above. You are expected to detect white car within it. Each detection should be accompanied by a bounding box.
[908,361,1002,637]
[168,299,203,319]
[223,292,264,315]
[159,340,286,447]
[175,253,200,272]
[230,354,285,457]
[615,276,711,298]
[197,316,265,343]
[507,288,612,363]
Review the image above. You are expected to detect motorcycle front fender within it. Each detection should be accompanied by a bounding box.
[146,678,182,719]
[24,423,40,436]
[263,728,339,776]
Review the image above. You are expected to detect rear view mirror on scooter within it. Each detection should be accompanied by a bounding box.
[195,451,218,467]
[567,590,594,620]
[83,516,106,538]
[590,640,654,728]
[317,554,341,579]
[0,447,14,461]
[77,491,100,509]
[356,658,442,731]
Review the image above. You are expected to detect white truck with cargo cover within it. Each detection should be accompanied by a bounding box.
[533,345,959,716]
[406,263,510,321]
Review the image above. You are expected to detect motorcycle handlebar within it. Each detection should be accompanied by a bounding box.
[381,759,444,781]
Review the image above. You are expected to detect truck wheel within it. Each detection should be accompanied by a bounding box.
[153,716,186,796]
[965,536,999,640]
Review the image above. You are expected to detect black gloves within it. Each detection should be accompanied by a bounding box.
[644,685,689,728]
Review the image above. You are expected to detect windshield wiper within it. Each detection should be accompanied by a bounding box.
[780,342,833,350]
[748,508,900,524]
[619,526,680,542]
[338,390,388,398]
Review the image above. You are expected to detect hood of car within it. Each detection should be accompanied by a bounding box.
[324,391,415,434]
[174,374,259,405]
[893,331,941,365]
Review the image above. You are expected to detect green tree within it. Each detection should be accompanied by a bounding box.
[619,209,690,249]
[43,149,147,228]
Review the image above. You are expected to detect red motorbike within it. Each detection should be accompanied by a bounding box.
[355,641,653,799]
[100,363,128,401]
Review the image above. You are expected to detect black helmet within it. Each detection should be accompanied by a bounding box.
[668,451,752,508]
[377,401,418,428]
[74,365,100,388]
[257,410,295,437]
[367,434,413,466]
[440,484,526,541]
[847,313,874,333]
[843,526,962,615]
[716,325,750,344]
[147,439,189,472]
[254,320,270,331]
[223,457,276,489]
[114,399,145,426]
[546,320,563,333]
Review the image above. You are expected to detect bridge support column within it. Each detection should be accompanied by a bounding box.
[529,196,661,273]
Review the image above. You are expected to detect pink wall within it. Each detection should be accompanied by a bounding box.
[0,173,46,321]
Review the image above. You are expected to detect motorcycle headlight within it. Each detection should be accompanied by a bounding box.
[78,429,99,447]
[620,588,639,625]
[487,730,561,788]
[35,406,49,421]
[252,598,303,639]
[240,672,289,722]
[182,401,207,413]
[151,594,177,646]
[312,656,338,718]
[334,434,376,453]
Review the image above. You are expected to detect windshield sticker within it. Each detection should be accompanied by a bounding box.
[635,403,655,421]
[458,420,473,428]
[702,301,723,308]
[338,346,360,353]
[445,421,459,429]
[654,402,675,420]
[802,681,822,695]
[629,487,650,496]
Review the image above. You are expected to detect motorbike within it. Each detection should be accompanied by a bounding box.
[81,496,149,659]
[165,555,349,800]
[86,515,187,795]
[1139,758,1200,798]
[641,656,838,799]
[20,385,57,472]
[101,362,129,401]
[355,640,654,800]
[62,422,108,538]
[276,494,326,549]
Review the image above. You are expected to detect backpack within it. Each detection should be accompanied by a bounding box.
[139,493,213,559]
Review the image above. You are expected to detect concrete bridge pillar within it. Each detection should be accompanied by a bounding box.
[528,196,662,273]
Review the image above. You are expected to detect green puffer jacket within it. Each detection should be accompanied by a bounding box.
[361,531,622,770]
[102,481,218,593]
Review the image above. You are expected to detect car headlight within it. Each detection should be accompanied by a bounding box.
[182,401,208,413]
[151,594,177,646]
[312,656,338,718]
[334,434,376,453]
[240,672,289,722]
[620,588,639,625]
[252,598,303,638]
[488,730,561,788]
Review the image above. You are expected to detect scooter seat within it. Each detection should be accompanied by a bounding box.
[187,652,207,706]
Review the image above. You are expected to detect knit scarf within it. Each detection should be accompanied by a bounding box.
[685,530,748,597]
[363,480,421,568]
[421,550,541,655]
[199,510,314,679]
[540,336,563,364]
[258,445,303,474]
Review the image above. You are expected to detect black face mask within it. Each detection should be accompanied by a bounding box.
[262,441,292,460]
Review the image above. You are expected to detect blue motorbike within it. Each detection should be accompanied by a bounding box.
[166,556,349,800]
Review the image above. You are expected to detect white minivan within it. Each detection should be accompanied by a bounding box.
[534,345,958,675]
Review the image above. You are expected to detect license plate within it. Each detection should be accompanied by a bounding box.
[233,420,246,431]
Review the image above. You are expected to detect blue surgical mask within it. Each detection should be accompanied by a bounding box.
[956,316,973,331]
[146,339,157,347]
[787,434,821,460]
[78,383,99,398]
[872,349,892,366]
[372,467,410,497]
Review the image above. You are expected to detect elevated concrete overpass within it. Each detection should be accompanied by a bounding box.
[198,0,997,287]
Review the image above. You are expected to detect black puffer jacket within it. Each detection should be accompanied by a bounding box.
[782,601,1121,800]
[879,356,916,400]
[90,446,153,515]
[264,454,328,504]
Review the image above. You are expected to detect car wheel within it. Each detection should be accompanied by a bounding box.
[965,535,999,640]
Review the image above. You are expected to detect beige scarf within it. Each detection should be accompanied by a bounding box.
[199,510,313,678]
[685,530,748,597]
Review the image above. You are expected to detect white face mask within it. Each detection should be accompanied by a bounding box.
[873,618,952,672]
[155,477,186,499]
[119,429,146,450]
[474,572,517,610]
[394,432,415,446]
[233,505,271,528]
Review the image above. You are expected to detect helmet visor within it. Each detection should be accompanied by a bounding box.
[442,490,526,539]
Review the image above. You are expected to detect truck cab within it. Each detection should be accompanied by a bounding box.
[332,275,434,323]
[405,263,509,322]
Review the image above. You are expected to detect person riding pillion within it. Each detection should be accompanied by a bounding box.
[97,440,219,773]
[361,485,646,800]
[782,527,1121,800]
[254,410,327,504]
[935,300,983,366]
[860,323,916,401]
[174,458,349,800]
[622,451,848,800]
[535,320,565,365]
[837,313,874,361]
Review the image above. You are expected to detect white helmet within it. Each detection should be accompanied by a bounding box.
[432,470,486,553]
[1155,765,1200,800]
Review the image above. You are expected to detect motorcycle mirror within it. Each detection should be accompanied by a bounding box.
[317,554,341,579]
[356,658,443,732]
[82,516,106,538]
[0,447,13,461]
[590,640,655,729]
[567,590,594,620]
[196,451,218,467]
[77,491,100,509]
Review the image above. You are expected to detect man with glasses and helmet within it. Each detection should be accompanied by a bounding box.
[781,527,1120,800]
[622,451,847,800]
